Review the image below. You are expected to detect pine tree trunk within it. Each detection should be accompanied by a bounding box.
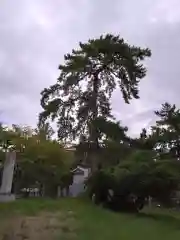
[90,74,99,172]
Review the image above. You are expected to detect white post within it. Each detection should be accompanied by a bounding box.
[148,196,152,208]
[0,151,16,202]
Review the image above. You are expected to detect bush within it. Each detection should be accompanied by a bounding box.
[85,151,180,212]
[86,169,145,212]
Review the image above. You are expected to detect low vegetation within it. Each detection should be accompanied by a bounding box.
[1,199,180,240]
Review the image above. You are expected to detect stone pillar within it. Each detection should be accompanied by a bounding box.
[0,151,16,202]
[148,196,152,208]
[57,186,61,198]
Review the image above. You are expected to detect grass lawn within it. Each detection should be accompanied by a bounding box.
[0,198,180,239]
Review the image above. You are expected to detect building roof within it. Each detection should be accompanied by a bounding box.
[72,168,84,175]
[71,165,90,174]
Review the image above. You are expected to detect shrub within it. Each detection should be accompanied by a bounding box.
[86,151,180,212]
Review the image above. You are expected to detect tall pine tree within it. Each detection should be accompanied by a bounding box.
[39,34,151,169]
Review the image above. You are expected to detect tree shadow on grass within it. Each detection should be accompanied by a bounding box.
[137,211,180,229]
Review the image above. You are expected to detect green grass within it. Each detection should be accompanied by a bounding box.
[1,198,180,239]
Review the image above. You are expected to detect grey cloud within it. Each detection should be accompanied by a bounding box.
[122,110,157,135]
[88,0,121,35]
[109,2,180,135]
[126,22,180,113]
[144,23,180,103]
[0,0,90,126]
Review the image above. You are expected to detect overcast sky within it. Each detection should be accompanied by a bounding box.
[0,0,180,136]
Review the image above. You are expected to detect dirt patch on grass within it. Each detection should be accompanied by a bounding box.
[0,211,78,240]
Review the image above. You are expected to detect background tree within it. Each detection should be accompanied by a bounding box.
[35,121,54,140]
[40,34,151,170]
[130,128,157,152]
[93,118,131,167]
[75,119,130,168]
[0,124,73,197]
[150,103,180,159]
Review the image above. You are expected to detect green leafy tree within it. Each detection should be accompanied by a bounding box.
[15,134,73,197]
[0,124,73,197]
[39,34,151,170]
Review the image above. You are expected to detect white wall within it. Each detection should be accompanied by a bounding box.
[72,167,90,184]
